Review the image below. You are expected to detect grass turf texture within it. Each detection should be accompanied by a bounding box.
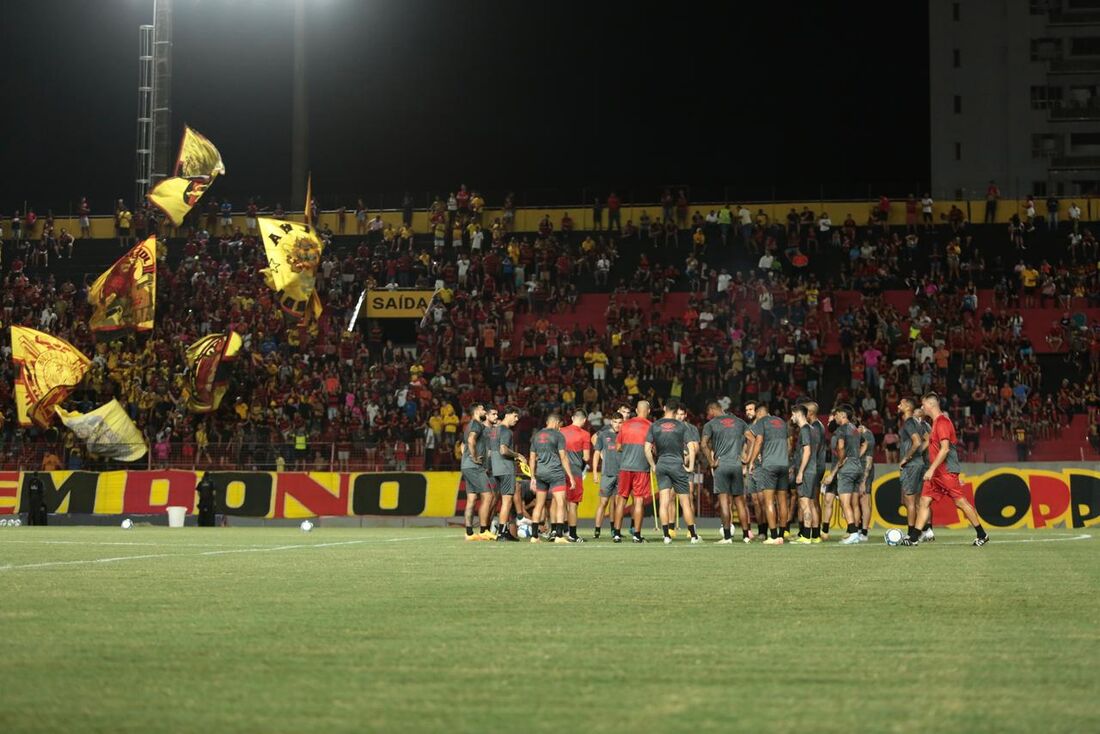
[1,526,1097,734]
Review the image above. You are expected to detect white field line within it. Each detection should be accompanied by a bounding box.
[0,535,448,572]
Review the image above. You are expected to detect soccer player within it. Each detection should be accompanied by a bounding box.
[702,401,751,543]
[528,414,576,544]
[856,419,876,541]
[745,402,790,544]
[824,405,865,544]
[676,407,702,525]
[615,400,653,543]
[898,399,934,541]
[743,401,764,540]
[790,404,822,543]
[461,404,495,541]
[559,410,592,542]
[902,393,989,546]
[591,413,624,539]
[645,400,700,543]
[806,402,829,539]
[493,406,522,542]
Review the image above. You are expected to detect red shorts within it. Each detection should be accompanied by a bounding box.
[921,472,965,501]
[566,474,584,504]
[617,470,653,500]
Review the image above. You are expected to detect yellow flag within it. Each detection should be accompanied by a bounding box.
[147,125,226,225]
[88,236,157,334]
[56,399,148,462]
[10,326,92,428]
[185,332,242,413]
[258,217,324,319]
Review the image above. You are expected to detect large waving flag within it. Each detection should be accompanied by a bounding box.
[88,236,157,335]
[56,400,147,462]
[258,217,324,319]
[185,332,242,413]
[147,125,226,226]
[10,327,92,428]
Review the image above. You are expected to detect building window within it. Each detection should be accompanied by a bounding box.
[954,142,962,161]
[1031,38,1062,61]
[953,48,961,68]
[1030,85,1064,110]
[1069,37,1100,57]
[952,3,960,21]
[1032,133,1062,158]
[954,95,962,114]
[1069,131,1100,148]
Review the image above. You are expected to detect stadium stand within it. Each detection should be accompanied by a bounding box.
[1,192,1098,473]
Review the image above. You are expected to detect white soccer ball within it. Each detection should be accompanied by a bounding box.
[517,523,532,539]
[121,518,134,530]
[300,520,314,532]
[884,528,904,546]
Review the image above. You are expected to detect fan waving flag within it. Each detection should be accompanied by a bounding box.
[10,326,92,428]
[258,217,324,319]
[185,332,243,413]
[147,125,226,226]
[56,400,148,462]
[88,236,157,335]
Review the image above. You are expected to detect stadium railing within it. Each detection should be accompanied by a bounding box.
[0,442,461,473]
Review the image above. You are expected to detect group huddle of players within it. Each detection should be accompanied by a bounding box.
[460,392,990,547]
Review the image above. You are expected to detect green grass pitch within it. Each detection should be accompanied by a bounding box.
[2,526,1097,733]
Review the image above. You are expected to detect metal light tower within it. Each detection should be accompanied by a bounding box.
[134,0,173,209]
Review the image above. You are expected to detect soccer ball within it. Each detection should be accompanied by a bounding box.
[517,523,533,539]
[300,520,314,533]
[884,528,904,546]
[121,518,134,530]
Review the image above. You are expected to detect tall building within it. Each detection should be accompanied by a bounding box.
[929,0,1100,200]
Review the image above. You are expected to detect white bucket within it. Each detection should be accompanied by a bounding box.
[166,506,187,528]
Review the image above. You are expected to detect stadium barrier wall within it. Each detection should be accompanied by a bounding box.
[32,197,1097,241]
[2,463,1099,528]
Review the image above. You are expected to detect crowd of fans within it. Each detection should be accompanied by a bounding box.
[1,188,1098,472]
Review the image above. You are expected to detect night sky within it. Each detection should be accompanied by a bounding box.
[0,0,928,214]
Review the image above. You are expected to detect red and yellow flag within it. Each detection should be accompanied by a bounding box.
[184,332,243,413]
[88,236,157,334]
[10,326,92,428]
[147,125,226,226]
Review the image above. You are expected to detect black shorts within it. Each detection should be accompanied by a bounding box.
[462,467,491,494]
[494,474,516,496]
[712,463,744,496]
[754,465,789,492]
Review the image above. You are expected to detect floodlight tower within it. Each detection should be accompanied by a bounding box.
[291,0,308,211]
[134,0,173,210]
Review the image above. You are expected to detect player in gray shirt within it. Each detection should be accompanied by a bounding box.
[528,414,576,543]
[591,414,624,539]
[645,400,700,543]
[745,403,791,544]
[492,406,523,541]
[790,404,822,543]
[856,420,876,540]
[897,398,934,542]
[460,404,493,540]
[824,405,865,544]
[702,401,751,542]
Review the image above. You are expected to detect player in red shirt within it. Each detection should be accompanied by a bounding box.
[903,393,989,546]
[614,400,653,543]
[559,411,592,542]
